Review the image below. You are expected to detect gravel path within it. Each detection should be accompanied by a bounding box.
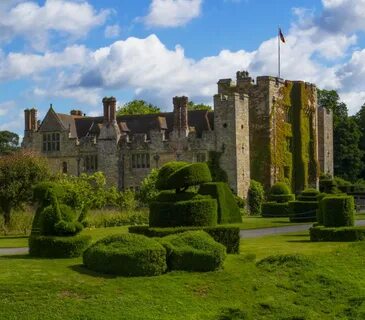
[2,220,365,256]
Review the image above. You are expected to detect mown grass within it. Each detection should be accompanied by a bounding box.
[1,230,365,319]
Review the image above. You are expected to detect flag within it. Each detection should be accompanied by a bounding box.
[279,28,286,43]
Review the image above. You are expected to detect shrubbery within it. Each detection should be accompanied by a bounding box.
[129,225,240,254]
[310,226,365,242]
[199,182,241,224]
[83,234,167,276]
[261,202,291,217]
[289,201,318,222]
[29,234,91,258]
[149,197,217,227]
[155,162,189,190]
[248,180,265,216]
[158,231,226,272]
[268,194,295,203]
[322,196,355,227]
[269,182,291,195]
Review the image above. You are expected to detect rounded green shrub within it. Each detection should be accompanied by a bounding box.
[322,196,355,227]
[149,197,217,227]
[166,163,212,190]
[198,182,241,224]
[158,231,226,272]
[289,201,318,222]
[269,182,291,195]
[261,202,291,217]
[155,162,189,190]
[248,180,265,216]
[301,188,320,197]
[268,194,295,203]
[29,234,91,258]
[83,234,167,276]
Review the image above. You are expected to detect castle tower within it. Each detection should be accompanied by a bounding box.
[214,87,250,198]
[98,97,121,186]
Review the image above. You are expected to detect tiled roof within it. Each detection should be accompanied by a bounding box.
[54,110,214,139]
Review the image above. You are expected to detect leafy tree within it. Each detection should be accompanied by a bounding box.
[318,89,364,181]
[187,101,212,111]
[0,131,19,155]
[138,169,159,205]
[117,100,161,116]
[0,151,49,226]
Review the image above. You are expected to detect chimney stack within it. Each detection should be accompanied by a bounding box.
[29,108,37,131]
[173,96,189,132]
[70,110,83,116]
[24,109,30,131]
[102,97,117,124]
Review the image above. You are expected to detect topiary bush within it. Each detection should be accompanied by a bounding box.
[261,202,291,217]
[310,226,365,242]
[166,163,212,191]
[83,233,167,276]
[322,196,355,227]
[268,194,295,203]
[248,180,265,216]
[289,201,318,222]
[269,182,291,195]
[149,197,217,227]
[129,225,240,254]
[158,231,226,272]
[198,182,241,224]
[29,234,91,258]
[155,162,189,190]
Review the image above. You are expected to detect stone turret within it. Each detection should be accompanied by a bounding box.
[173,96,189,138]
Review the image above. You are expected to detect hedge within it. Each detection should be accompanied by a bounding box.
[129,225,240,254]
[268,194,295,203]
[149,198,217,228]
[269,182,291,195]
[301,188,320,197]
[155,161,189,190]
[261,202,291,217]
[198,182,241,224]
[319,179,338,194]
[322,196,355,227]
[289,201,318,222]
[29,234,91,258]
[310,226,365,242]
[248,180,265,216]
[83,234,167,276]
[166,163,212,190]
[157,231,226,272]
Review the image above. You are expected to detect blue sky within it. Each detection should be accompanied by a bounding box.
[1,0,365,137]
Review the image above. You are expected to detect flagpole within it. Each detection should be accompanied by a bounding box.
[278,26,281,79]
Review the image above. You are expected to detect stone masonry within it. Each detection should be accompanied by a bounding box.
[22,71,334,198]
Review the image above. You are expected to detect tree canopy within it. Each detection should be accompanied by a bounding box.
[187,101,212,111]
[318,89,364,181]
[0,131,19,155]
[0,151,49,226]
[117,100,161,116]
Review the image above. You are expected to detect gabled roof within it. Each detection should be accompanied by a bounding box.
[38,107,214,139]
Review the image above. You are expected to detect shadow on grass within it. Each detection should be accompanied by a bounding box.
[282,233,309,237]
[69,264,117,279]
[286,240,312,243]
[0,254,30,259]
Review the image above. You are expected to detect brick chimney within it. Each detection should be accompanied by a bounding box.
[103,97,110,123]
[70,110,83,116]
[109,97,117,123]
[173,96,189,133]
[24,109,30,131]
[29,108,37,131]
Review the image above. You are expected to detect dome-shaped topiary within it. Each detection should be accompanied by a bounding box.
[155,161,189,190]
[270,182,291,195]
[83,233,167,276]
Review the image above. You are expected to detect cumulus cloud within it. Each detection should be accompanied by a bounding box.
[0,0,110,51]
[0,100,16,116]
[104,24,121,38]
[143,0,203,28]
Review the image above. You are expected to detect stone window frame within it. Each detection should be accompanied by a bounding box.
[131,153,150,169]
[84,155,98,172]
[42,132,60,152]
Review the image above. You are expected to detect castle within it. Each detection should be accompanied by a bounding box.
[22,71,334,198]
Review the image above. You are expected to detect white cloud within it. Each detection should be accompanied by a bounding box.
[0,0,110,51]
[143,0,202,28]
[104,24,121,38]
[0,100,16,116]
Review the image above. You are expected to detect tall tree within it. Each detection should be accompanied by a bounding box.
[117,100,161,116]
[0,151,49,226]
[187,101,212,111]
[353,103,365,179]
[0,131,19,155]
[318,89,364,181]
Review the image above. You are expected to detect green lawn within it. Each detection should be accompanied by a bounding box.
[1,230,365,319]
